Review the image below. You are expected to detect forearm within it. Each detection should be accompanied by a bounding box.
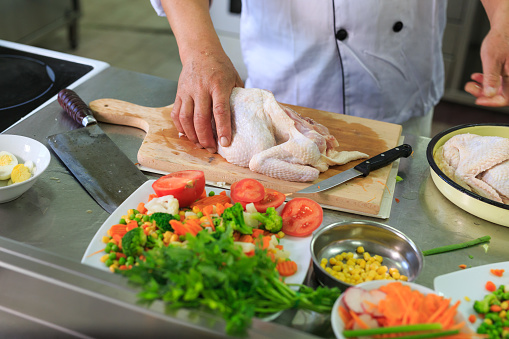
[160,0,225,65]
[480,0,509,29]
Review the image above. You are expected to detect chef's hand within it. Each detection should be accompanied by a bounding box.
[173,49,243,153]
[465,0,509,106]
[160,0,243,153]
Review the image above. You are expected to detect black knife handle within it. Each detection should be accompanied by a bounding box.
[354,144,413,176]
[57,89,97,127]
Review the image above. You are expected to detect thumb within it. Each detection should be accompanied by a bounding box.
[481,52,503,97]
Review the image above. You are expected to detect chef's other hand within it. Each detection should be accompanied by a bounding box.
[172,50,243,153]
[465,0,509,107]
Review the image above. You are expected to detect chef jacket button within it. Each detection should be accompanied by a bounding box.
[335,29,348,41]
[393,21,403,32]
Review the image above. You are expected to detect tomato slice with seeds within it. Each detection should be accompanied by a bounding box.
[253,188,286,212]
[152,170,205,208]
[281,198,323,237]
[230,178,265,203]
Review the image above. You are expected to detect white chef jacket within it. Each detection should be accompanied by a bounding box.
[151,0,447,124]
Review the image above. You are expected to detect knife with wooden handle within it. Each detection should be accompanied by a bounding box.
[47,89,147,213]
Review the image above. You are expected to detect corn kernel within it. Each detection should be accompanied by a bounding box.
[399,275,408,281]
[363,252,371,260]
[329,257,337,265]
[499,310,506,319]
[170,234,179,242]
[501,301,509,310]
[277,231,285,238]
[332,265,343,272]
[346,252,354,259]
[377,266,388,275]
[346,259,356,266]
[102,236,110,243]
[464,296,471,302]
[483,318,493,326]
[321,258,328,264]
[356,246,365,254]
[373,255,383,263]
[391,271,401,279]
[100,254,109,263]
[192,206,200,214]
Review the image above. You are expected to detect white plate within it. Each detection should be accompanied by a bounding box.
[434,261,509,330]
[82,180,312,286]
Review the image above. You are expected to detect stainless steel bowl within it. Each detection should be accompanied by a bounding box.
[426,123,509,227]
[310,220,424,290]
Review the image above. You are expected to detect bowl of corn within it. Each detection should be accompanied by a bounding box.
[310,220,424,291]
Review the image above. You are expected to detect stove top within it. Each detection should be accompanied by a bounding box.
[0,40,109,132]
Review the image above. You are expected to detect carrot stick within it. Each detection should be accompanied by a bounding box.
[338,305,352,325]
[349,310,369,329]
[86,248,105,258]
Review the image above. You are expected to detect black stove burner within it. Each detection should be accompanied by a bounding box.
[0,46,94,132]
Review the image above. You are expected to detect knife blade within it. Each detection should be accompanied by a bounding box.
[47,89,147,213]
[296,144,412,194]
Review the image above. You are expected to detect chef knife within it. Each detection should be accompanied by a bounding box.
[296,144,412,194]
[47,89,147,213]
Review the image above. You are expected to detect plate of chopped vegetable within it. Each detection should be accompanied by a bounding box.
[332,280,470,339]
[81,179,314,286]
[434,261,509,332]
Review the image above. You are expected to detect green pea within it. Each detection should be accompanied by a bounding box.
[133,209,139,215]
[127,256,135,265]
[119,218,127,225]
[208,191,215,197]
[118,257,126,265]
[111,244,120,252]
[128,213,135,220]
[105,258,113,267]
[109,252,117,260]
[142,215,150,222]
[196,212,203,218]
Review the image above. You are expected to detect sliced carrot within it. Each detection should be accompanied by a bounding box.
[215,203,227,216]
[338,305,352,325]
[137,202,147,214]
[276,260,298,277]
[116,252,127,259]
[184,219,203,236]
[485,281,497,292]
[490,304,502,312]
[255,236,271,250]
[148,193,158,201]
[108,224,127,237]
[190,194,232,209]
[349,310,369,329]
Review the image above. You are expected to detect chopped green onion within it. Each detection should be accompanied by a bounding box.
[422,236,491,256]
[343,323,443,338]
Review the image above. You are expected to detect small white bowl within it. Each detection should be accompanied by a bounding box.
[0,134,51,203]
[331,280,469,339]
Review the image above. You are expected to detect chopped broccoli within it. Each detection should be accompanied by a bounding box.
[146,234,164,249]
[149,212,178,232]
[221,203,253,235]
[251,207,282,233]
[122,227,147,257]
[473,293,498,314]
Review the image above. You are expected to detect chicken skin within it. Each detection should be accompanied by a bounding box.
[217,88,368,182]
[435,133,509,204]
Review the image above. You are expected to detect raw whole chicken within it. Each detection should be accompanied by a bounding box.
[217,87,368,182]
[434,133,509,204]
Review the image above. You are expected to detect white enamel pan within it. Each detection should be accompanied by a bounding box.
[426,123,509,227]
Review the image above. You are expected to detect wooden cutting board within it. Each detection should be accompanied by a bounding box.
[89,99,403,216]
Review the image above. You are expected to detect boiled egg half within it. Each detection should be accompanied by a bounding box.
[0,151,18,180]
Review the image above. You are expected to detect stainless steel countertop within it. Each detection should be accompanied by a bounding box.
[1,66,508,338]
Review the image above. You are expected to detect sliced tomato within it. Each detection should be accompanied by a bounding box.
[230,178,265,203]
[152,170,205,208]
[253,188,286,212]
[281,198,323,237]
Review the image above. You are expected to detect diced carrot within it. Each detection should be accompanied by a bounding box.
[267,251,276,262]
[490,269,505,277]
[490,304,502,312]
[458,264,467,269]
[137,202,147,214]
[275,245,284,250]
[485,281,497,292]
[252,228,265,239]
[239,234,254,243]
[112,234,123,248]
[116,252,127,259]
[148,193,158,201]
[184,219,203,236]
[468,314,476,324]
[220,191,227,196]
[118,265,128,270]
[199,188,207,200]
[245,250,255,257]
[255,236,271,250]
[224,202,233,208]
[215,203,226,216]
[276,260,298,277]
[108,224,127,237]
[205,214,215,231]
[190,194,232,209]
[202,205,214,216]
[126,220,138,231]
